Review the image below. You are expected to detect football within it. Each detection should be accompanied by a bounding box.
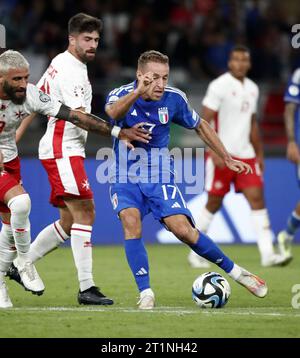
[192,272,231,308]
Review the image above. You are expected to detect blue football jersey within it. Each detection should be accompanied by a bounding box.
[284,68,300,143]
[106,81,201,182]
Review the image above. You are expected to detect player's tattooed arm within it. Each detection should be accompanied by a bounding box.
[195,119,252,174]
[56,104,151,148]
[284,102,300,163]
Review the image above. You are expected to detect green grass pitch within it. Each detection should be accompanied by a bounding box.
[1,244,300,338]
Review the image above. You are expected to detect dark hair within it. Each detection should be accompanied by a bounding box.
[68,13,102,35]
[229,45,250,57]
[138,50,169,68]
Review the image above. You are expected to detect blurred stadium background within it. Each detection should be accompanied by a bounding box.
[1,0,300,244]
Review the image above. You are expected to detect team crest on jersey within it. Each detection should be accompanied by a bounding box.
[39,91,51,103]
[111,193,118,210]
[158,107,169,124]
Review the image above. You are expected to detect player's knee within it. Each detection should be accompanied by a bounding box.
[73,208,95,226]
[206,196,223,213]
[121,214,141,237]
[172,224,194,243]
[248,195,264,210]
[7,193,31,217]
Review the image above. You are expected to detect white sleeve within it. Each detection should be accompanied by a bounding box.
[25,84,61,117]
[57,72,86,109]
[252,86,259,114]
[202,80,223,111]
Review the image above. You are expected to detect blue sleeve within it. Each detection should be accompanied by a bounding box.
[172,93,201,129]
[284,69,300,104]
[105,83,134,106]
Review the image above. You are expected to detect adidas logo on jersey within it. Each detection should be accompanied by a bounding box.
[131,109,137,116]
[171,202,181,208]
[136,267,148,276]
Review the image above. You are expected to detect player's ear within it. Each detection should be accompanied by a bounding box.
[136,69,142,80]
[69,35,76,46]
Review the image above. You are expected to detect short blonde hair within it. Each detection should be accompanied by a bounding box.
[138,50,169,69]
[0,50,29,74]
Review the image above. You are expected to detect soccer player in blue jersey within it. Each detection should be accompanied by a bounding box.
[105,50,268,309]
[277,68,300,262]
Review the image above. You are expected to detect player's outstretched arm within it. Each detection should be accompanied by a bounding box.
[284,102,300,163]
[55,104,151,149]
[195,119,252,174]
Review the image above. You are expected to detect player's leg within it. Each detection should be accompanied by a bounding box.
[119,207,154,309]
[164,214,267,298]
[5,164,71,287]
[4,185,44,294]
[189,154,231,268]
[64,197,113,305]
[27,206,71,262]
[0,213,14,308]
[277,201,300,259]
[188,194,223,268]
[242,186,290,266]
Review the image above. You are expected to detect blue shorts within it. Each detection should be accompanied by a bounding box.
[110,181,195,226]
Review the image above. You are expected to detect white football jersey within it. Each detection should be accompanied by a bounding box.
[202,72,259,159]
[0,84,61,163]
[37,51,92,159]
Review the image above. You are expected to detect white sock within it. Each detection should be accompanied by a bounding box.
[196,206,214,232]
[0,223,17,272]
[29,220,69,262]
[227,263,242,280]
[8,194,31,267]
[71,223,95,291]
[140,288,154,298]
[251,209,275,260]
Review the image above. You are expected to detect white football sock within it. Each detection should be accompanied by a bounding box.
[251,209,275,260]
[227,263,242,280]
[196,206,214,232]
[8,194,31,267]
[29,220,69,262]
[71,223,95,291]
[0,223,17,272]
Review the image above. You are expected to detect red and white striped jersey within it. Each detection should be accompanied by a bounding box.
[37,51,92,159]
[0,84,61,162]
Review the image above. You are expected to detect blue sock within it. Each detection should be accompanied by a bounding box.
[189,232,234,273]
[286,212,300,235]
[124,238,150,292]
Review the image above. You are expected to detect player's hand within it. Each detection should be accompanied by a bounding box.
[119,122,152,150]
[224,157,253,174]
[287,141,300,164]
[136,72,154,96]
[209,149,225,168]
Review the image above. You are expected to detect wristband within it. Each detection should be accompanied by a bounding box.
[111,125,121,138]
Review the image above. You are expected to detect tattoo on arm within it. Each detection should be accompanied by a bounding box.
[56,104,112,136]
